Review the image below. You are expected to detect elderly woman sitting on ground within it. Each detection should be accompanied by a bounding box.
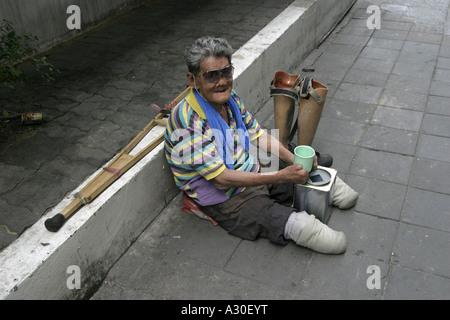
[164,36,358,254]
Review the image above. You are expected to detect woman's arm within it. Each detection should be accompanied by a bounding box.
[212,164,309,189]
[212,130,320,189]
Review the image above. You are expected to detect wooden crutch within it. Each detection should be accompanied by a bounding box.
[44,87,190,232]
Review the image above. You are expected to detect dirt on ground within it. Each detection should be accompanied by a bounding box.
[0,114,40,152]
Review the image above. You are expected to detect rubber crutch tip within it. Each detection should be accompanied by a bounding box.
[44,213,66,232]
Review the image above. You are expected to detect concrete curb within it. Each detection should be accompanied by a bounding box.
[0,0,355,299]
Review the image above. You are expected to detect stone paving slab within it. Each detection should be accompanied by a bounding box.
[92,0,450,300]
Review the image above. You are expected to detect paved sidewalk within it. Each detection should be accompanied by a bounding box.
[0,0,294,250]
[92,0,450,300]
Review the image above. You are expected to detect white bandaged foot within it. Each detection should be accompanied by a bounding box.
[330,176,359,209]
[293,214,347,254]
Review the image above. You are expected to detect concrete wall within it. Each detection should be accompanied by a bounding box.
[0,0,356,300]
[0,0,142,51]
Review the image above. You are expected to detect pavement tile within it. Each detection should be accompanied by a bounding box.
[315,117,366,145]
[402,187,450,232]
[371,105,423,131]
[0,163,35,194]
[393,223,450,278]
[316,50,359,68]
[346,174,407,220]
[59,143,112,168]
[300,253,389,300]
[332,34,371,47]
[55,112,102,133]
[343,68,390,87]
[0,133,67,169]
[351,148,414,185]
[359,46,400,61]
[406,31,442,45]
[379,88,428,111]
[157,215,241,270]
[366,37,405,50]
[91,282,157,300]
[385,74,431,94]
[38,155,96,182]
[339,26,374,37]
[323,98,376,123]
[392,60,436,79]
[342,14,367,28]
[311,140,358,175]
[2,170,77,216]
[224,240,312,292]
[434,68,450,83]
[442,37,450,47]
[430,79,450,97]
[0,199,35,234]
[361,125,418,156]
[410,158,450,194]
[0,228,18,251]
[352,56,396,74]
[323,43,363,57]
[84,120,120,141]
[397,41,440,63]
[416,134,450,162]
[40,102,80,121]
[421,113,450,137]
[331,211,399,262]
[381,21,413,31]
[373,28,409,41]
[427,95,450,116]
[381,75,431,109]
[439,45,450,58]
[384,265,450,300]
[97,86,136,101]
[105,110,151,130]
[333,82,383,105]
[71,95,121,119]
[309,61,350,82]
[40,121,87,143]
[50,87,95,103]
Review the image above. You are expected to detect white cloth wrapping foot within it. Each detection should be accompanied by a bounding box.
[329,176,359,209]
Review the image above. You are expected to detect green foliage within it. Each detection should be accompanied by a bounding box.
[0,19,59,89]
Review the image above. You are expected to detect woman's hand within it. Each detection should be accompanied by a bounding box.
[276,164,309,185]
[212,162,310,189]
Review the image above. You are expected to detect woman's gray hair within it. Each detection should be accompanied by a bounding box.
[184,36,233,75]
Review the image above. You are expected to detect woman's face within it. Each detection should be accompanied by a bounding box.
[188,56,233,108]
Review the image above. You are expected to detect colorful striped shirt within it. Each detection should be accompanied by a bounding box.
[164,88,263,206]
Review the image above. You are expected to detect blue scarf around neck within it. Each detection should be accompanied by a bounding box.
[193,89,249,169]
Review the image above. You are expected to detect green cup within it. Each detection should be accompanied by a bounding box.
[294,145,315,173]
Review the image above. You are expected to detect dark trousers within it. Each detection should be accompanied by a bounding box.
[200,168,295,245]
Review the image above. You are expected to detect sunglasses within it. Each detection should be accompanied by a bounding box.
[200,65,234,84]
